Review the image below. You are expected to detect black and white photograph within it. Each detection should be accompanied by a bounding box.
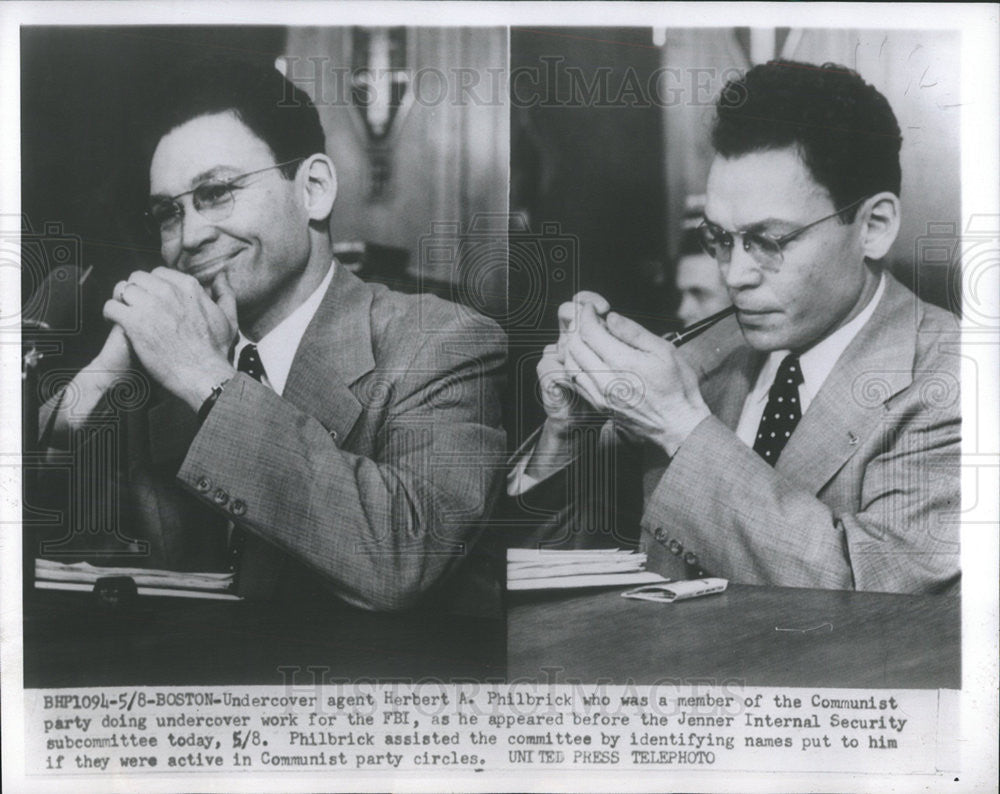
[1,3,997,793]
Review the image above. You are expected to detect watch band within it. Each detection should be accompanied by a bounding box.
[197,378,231,424]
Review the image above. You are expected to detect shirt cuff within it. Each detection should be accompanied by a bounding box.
[507,445,544,496]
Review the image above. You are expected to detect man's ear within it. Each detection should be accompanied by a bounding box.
[300,154,337,222]
[859,191,901,261]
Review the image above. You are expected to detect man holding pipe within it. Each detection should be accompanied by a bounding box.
[510,60,959,595]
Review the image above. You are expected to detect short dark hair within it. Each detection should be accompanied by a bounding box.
[711,60,902,221]
[145,53,326,179]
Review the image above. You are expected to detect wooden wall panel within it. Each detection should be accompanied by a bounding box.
[284,27,509,313]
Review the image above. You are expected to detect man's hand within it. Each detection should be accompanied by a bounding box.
[534,291,613,427]
[90,322,133,380]
[103,267,238,411]
[43,322,137,443]
[563,303,711,456]
[520,292,613,483]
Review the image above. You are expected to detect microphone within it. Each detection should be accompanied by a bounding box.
[22,264,91,332]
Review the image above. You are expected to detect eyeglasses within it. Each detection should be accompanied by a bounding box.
[697,195,868,271]
[144,158,303,237]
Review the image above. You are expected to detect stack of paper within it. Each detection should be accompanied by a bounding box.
[507,548,668,591]
[35,559,241,601]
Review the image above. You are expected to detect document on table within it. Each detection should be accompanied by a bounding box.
[34,559,242,600]
[506,548,668,591]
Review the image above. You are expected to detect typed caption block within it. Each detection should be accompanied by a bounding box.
[25,682,952,778]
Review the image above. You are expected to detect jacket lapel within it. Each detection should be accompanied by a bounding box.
[236,265,376,601]
[682,315,761,431]
[701,345,760,430]
[775,276,917,493]
[281,264,376,443]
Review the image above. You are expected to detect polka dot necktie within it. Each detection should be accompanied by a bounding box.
[237,343,267,383]
[228,343,267,579]
[752,354,803,466]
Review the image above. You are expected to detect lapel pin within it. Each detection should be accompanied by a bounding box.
[847,432,858,446]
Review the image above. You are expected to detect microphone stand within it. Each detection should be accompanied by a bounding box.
[21,263,91,601]
[22,319,49,602]
[22,320,47,465]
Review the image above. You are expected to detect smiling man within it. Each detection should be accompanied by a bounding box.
[42,56,507,612]
[511,60,960,594]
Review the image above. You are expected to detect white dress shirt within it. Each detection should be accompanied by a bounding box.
[231,262,336,396]
[734,273,886,447]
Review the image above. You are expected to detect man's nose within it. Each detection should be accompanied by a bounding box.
[720,243,763,290]
[179,205,218,252]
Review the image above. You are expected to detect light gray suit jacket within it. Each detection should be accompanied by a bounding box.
[515,274,960,595]
[41,266,507,613]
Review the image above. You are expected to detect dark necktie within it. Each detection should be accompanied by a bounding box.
[228,343,267,579]
[238,343,267,383]
[752,354,803,466]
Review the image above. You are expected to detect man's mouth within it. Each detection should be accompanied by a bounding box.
[185,249,243,281]
[734,307,777,316]
[734,306,781,325]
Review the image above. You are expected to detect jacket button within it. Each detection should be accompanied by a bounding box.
[654,527,667,542]
[230,499,247,516]
[684,551,699,565]
[668,539,682,555]
[212,488,229,506]
[195,476,212,493]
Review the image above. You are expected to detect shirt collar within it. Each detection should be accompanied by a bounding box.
[232,261,336,396]
[749,272,887,407]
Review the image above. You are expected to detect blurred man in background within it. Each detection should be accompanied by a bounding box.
[674,199,731,327]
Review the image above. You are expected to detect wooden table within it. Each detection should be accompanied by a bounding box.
[23,590,505,687]
[507,584,960,688]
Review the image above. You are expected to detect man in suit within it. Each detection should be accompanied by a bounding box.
[40,55,506,612]
[509,60,959,595]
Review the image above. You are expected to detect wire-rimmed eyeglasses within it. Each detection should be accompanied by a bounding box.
[697,195,868,271]
[144,157,304,237]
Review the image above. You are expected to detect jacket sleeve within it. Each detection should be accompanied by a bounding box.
[504,419,644,551]
[175,320,507,611]
[642,390,961,595]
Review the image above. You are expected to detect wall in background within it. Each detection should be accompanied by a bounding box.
[284,27,509,317]
[507,27,670,439]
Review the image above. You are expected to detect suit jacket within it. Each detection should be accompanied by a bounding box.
[40,266,508,613]
[513,274,960,595]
